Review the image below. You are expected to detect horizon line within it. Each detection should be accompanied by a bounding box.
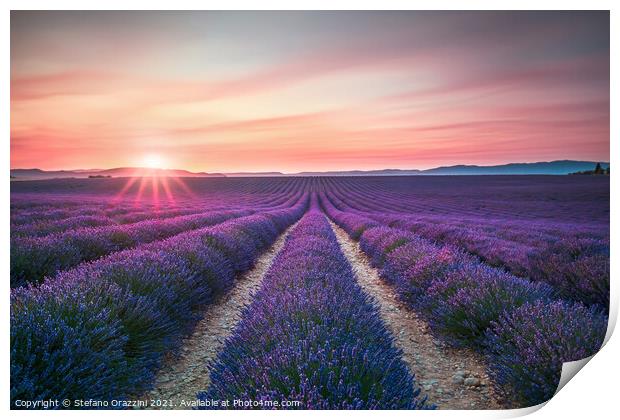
[9,158,611,175]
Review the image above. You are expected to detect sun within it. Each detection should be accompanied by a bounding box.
[141,154,165,169]
[113,152,194,203]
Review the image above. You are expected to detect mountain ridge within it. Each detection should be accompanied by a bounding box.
[10,160,609,180]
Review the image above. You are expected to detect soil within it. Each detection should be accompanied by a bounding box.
[330,220,505,410]
[142,217,508,410]
[142,222,298,409]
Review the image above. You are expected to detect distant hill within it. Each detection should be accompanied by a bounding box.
[295,169,422,176]
[96,167,225,178]
[225,172,285,177]
[293,161,610,176]
[294,160,609,176]
[420,160,610,176]
[10,167,225,181]
[10,160,610,180]
[293,161,609,176]
[10,168,84,181]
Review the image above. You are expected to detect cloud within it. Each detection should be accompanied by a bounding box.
[10,11,610,172]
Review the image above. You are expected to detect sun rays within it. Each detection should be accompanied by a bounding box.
[112,167,195,206]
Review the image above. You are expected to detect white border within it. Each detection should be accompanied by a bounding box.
[2,2,617,419]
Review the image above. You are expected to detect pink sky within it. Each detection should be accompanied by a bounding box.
[10,11,609,173]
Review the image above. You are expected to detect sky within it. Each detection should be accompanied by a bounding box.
[10,11,610,173]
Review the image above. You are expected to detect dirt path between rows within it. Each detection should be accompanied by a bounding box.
[329,220,505,410]
[143,221,299,409]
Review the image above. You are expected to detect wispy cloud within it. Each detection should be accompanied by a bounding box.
[10,11,609,172]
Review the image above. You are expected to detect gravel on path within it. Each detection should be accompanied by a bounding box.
[143,221,299,409]
[330,220,505,410]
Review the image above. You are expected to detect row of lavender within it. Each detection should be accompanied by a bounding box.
[319,175,609,224]
[10,208,251,288]
[10,178,302,234]
[10,195,308,407]
[324,179,609,309]
[10,176,304,231]
[12,201,202,225]
[325,177,606,245]
[12,206,214,237]
[10,191,303,288]
[200,206,432,409]
[10,193,296,239]
[373,213,609,309]
[321,194,607,406]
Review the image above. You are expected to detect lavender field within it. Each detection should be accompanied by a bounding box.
[10,175,609,409]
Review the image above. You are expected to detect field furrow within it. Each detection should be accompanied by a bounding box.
[144,219,300,408]
[10,197,308,407]
[199,204,432,409]
[10,175,610,410]
[321,194,607,407]
[329,220,503,409]
[323,186,609,309]
[10,208,253,288]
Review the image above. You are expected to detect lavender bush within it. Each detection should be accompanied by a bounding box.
[200,211,432,409]
[528,237,609,309]
[383,242,472,307]
[10,176,609,410]
[10,208,253,287]
[485,300,608,406]
[359,226,417,267]
[10,199,307,408]
[11,215,117,238]
[322,176,609,309]
[11,282,132,404]
[420,264,554,346]
[324,196,607,408]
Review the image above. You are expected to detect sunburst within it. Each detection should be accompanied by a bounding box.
[111,156,194,205]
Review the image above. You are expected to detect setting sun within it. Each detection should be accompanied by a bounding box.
[141,154,165,169]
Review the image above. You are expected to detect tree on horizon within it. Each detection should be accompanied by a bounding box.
[594,163,604,174]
